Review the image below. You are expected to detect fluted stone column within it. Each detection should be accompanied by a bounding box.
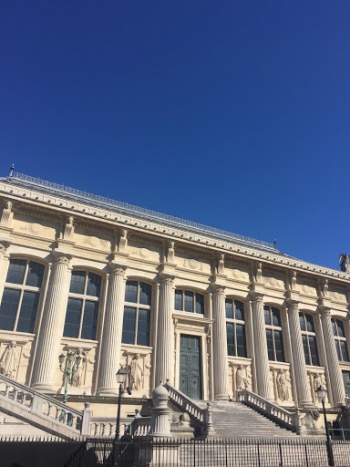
[320,307,345,406]
[0,239,11,304]
[155,274,174,385]
[251,294,271,400]
[31,250,72,391]
[212,285,228,401]
[97,262,127,395]
[287,300,313,407]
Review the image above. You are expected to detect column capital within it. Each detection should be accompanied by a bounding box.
[158,272,175,285]
[286,298,299,309]
[108,261,127,275]
[319,305,331,316]
[0,237,12,250]
[211,283,225,296]
[51,248,73,264]
[250,292,264,303]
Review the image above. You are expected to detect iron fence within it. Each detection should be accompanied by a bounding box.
[64,437,350,467]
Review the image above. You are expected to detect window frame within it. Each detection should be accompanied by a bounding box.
[225,298,247,358]
[122,280,152,347]
[63,270,102,341]
[0,258,45,334]
[299,312,320,366]
[332,318,350,362]
[264,305,285,362]
[174,289,205,315]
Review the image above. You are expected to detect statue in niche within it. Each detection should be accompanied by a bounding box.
[313,373,326,398]
[165,241,175,263]
[64,216,74,240]
[0,341,19,379]
[339,253,350,273]
[1,201,12,226]
[236,365,249,391]
[130,354,143,390]
[71,348,85,387]
[119,229,127,252]
[215,254,225,274]
[276,369,289,401]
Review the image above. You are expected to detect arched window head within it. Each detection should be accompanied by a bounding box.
[63,271,101,340]
[122,281,151,346]
[0,259,45,333]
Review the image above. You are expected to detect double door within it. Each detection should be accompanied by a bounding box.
[180,334,202,400]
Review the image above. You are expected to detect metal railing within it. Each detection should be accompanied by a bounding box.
[64,437,350,466]
[6,172,277,252]
[237,388,300,433]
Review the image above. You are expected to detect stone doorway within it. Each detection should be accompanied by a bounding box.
[179,334,202,399]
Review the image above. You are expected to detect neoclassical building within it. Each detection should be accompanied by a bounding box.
[0,172,349,421]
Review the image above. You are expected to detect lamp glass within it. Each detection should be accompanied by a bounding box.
[116,368,128,384]
[316,384,327,400]
[59,353,65,365]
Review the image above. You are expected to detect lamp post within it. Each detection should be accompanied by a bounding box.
[316,384,335,467]
[59,351,82,404]
[115,367,129,441]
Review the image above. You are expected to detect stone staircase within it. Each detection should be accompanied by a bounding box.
[208,401,298,438]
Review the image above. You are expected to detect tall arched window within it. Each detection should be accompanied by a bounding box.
[122,281,151,346]
[63,270,101,340]
[174,289,205,314]
[264,305,285,362]
[332,318,349,362]
[225,299,247,357]
[0,259,45,333]
[299,312,319,366]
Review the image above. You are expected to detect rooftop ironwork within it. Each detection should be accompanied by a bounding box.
[4,172,278,253]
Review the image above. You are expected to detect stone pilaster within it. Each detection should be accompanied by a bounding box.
[251,293,271,400]
[97,262,127,395]
[0,238,11,304]
[155,274,175,385]
[320,306,345,406]
[31,250,72,391]
[287,299,313,407]
[212,285,228,401]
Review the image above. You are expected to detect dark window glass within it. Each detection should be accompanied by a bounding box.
[137,309,150,346]
[26,262,44,288]
[64,298,82,338]
[0,288,20,330]
[196,294,204,314]
[335,340,342,361]
[70,271,86,295]
[266,329,274,360]
[81,301,99,340]
[274,331,285,361]
[305,314,314,333]
[175,290,182,311]
[302,335,310,365]
[309,336,319,366]
[17,291,39,333]
[235,301,244,321]
[337,320,345,338]
[139,282,151,306]
[122,307,136,344]
[264,306,271,325]
[125,281,138,303]
[226,323,235,356]
[225,300,233,319]
[86,273,101,297]
[6,259,26,285]
[236,324,247,358]
[299,314,306,331]
[184,291,194,313]
[332,319,337,335]
[272,308,281,327]
[340,341,350,362]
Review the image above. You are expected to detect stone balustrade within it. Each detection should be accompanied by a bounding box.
[237,388,300,433]
[164,381,206,425]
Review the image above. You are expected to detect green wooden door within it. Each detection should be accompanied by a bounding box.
[180,334,202,399]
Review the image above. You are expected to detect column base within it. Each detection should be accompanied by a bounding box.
[31,382,56,393]
[298,401,317,409]
[96,387,119,397]
[214,394,229,401]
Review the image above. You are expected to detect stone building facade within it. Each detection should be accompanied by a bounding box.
[0,172,349,419]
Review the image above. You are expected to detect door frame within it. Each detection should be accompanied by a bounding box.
[179,334,203,399]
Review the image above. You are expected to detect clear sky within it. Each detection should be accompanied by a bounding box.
[1,1,349,270]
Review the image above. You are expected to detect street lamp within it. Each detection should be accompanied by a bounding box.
[316,384,335,467]
[59,351,82,404]
[115,367,129,441]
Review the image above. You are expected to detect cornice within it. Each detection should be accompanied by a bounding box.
[1,177,350,286]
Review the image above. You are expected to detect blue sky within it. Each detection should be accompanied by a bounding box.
[1,1,349,270]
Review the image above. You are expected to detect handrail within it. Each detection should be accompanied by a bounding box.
[164,382,207,425]
[237,388,300,433]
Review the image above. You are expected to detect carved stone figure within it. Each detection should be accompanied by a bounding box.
[119,229,127,252]
[165,241,175,263]
[301,410,320,432]
[1,201,12,226]
[64,216,74,240]
[276,369,289,401]
[130,354,143,390]
[313,373,323,394]
[339,253,350,272]
[0,341,19,379]
[236,365,249,390]
[71,348,85,387]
